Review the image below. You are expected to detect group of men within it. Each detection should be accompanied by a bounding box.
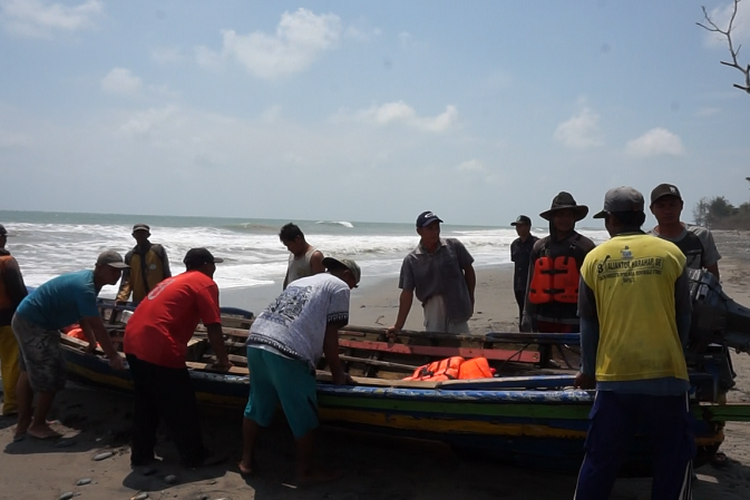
[0,183,723,495]
[506,182,719,499]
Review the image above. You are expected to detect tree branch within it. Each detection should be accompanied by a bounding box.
[697,0,750,94]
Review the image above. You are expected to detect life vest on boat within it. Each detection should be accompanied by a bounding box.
[0,254,13,311]
[404,356,497,381]
[404,356,465,381]
[457,357,496,379]
[527,255,580,304]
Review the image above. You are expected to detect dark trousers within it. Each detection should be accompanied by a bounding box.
[126,354,205,466]
[574,391,695,500]
[513,290,525,326]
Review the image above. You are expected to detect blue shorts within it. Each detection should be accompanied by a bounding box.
[243,346,318,439]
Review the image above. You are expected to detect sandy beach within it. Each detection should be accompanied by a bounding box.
[1,232,750,499]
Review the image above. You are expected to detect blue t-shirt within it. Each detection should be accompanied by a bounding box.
[16,270,100,330]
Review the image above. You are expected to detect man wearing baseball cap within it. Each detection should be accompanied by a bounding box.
[387,211,475,335]
[649,183,721,279]
[123,247,231,468]
[509,215,538,326]
[13,250,127,440]
[116,223,172,305]
[0,223,28,417]
[240,255,360,485]
[574,186,694,499]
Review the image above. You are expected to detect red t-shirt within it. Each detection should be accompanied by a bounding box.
[123,270,222,368]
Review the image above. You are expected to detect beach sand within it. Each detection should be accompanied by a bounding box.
[1,232,750,499]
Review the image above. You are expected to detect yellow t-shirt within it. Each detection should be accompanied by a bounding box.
[580,233,688,382]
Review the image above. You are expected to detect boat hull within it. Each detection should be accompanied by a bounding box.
[61,344,725,475]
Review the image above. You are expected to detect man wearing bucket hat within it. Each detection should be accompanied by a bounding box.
[521,192,595,364]
[574,186,693,499]
[116,223,172,305]
[509,215,538,327]
[240,256,360,485]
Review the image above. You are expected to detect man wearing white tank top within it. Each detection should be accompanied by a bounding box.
[279,223,325,289]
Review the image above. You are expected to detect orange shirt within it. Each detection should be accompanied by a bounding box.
[123,270,221,368]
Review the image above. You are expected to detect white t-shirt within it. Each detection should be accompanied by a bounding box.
[247,273,350,368]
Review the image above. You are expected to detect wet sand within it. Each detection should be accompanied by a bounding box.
[1,231,749,499]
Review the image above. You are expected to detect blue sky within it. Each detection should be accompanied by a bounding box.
[0,0,748,227]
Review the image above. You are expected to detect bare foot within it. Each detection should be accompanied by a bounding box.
[296,468,343,487]
[27,425,63,440]
[238,459,253,476]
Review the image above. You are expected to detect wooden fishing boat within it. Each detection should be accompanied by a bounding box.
[58,270,750,475]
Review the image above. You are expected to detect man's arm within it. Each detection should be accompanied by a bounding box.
[310,250,325,275]
[674,268,692,348]
[463,263,476,311]
[387,289,414,335]
[160,246,172,279]
[323,321,350,385]
[206,323,232,369]
[2,257,28,307]
[79,316,124,370]
[116,251,133,303]
[575,278,598,389]
[520,246,540,332]
[705,263,720,281]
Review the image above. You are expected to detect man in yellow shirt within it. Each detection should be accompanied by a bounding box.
[116,224,171,305]
[574,186,693,500]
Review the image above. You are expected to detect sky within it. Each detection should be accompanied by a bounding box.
[0,0,749,227]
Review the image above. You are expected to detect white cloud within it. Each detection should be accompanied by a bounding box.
[626,128,685,157]
[554,107,603,149]
[696,106,721,117]
[119,106,178,136]
[196,8,341,79]
[701,1,750,48]
[151,46,186,65]
[457,159,487,173]
[0,130,31,147]
[342,101,458,132]
[100,68,143,95]
[1,0,102,38]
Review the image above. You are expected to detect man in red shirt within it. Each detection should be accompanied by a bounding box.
[123,247,232,468]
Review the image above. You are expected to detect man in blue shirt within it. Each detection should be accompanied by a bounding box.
[13,251,127,441]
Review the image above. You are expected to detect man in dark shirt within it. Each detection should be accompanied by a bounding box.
[0,224,28,416]
[509,215,538,327]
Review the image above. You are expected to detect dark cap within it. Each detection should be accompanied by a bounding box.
[0,224,7,236]
[96,250,129,269]
[323,257,361,286]
[132,223,150,233]
[183,247,224,269]
[650,183,682,205]
[510,215,532,226]
[416,211,443,228]
[593,186,645,218]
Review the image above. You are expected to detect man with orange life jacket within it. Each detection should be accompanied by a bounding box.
[521,192,595,364]
[0,224,28,417]
[116,224,171,305]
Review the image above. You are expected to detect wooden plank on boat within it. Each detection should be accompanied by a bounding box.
[337,339,540,363]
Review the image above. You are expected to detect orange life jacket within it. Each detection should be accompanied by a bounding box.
[0,255,13,311]
[404,356,465,381]
[457,357,496,379]
[528,255,580,304]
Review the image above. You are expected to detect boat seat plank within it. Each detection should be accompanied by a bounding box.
[337,339,540,363]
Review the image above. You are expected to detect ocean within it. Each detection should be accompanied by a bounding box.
[0,210,611,311]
